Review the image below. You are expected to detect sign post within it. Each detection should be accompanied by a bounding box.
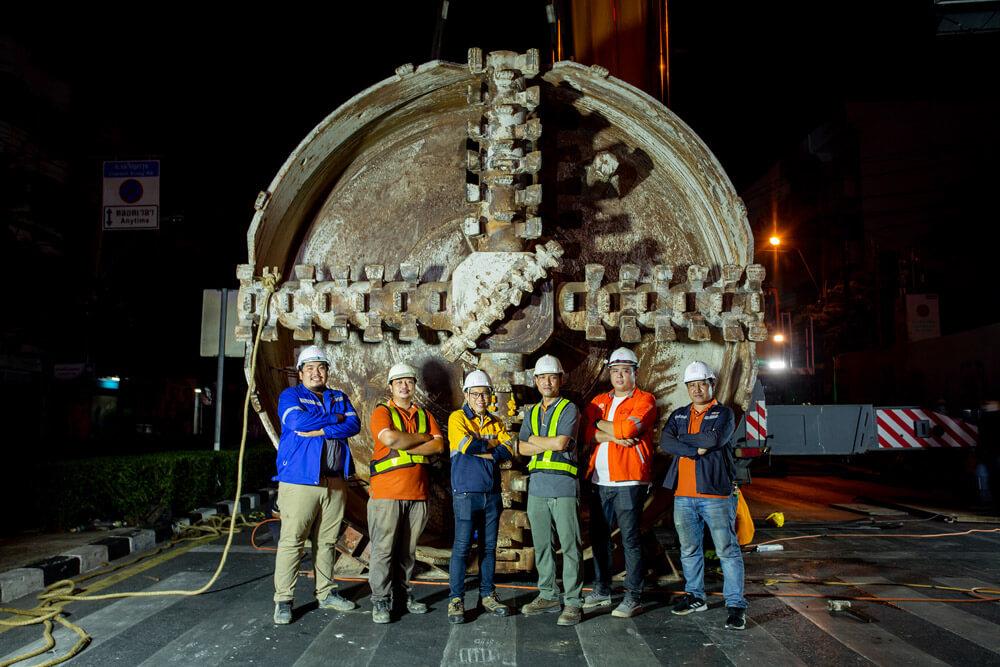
[214,289,227,451]
[200,289,243,450]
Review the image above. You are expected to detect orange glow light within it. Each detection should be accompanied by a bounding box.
[557,19,562,61]
[773,334,785,343]
[769,236,781,246]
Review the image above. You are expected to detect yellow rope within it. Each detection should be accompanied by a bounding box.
[0,272,279,666]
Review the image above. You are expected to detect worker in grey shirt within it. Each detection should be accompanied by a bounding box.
[517,355,584,626]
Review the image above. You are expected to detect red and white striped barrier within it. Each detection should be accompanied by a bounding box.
[876,408,979,449]
[745,400,767,444]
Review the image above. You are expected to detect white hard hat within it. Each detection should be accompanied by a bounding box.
[683,361,716,383]
[297,345,329,370]
[533,354,564,376]
[607,347,638,367]
[463,369,493,391]
[387,363,418,384]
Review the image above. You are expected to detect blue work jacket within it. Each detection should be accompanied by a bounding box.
[274,382,360,485]
[659,402,736,496]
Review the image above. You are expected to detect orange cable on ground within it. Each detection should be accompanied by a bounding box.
[251,512,1000,605]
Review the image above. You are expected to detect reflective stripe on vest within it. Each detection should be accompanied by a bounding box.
[527,398,578,477]
[370,403,428,476]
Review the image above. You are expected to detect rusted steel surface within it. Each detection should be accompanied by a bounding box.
[237,49,762,563]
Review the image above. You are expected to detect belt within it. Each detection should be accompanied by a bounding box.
[317,474,343,488]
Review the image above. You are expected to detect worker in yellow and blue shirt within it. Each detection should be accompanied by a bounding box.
[446,369,514,624]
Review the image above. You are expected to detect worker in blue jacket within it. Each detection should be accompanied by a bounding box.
[659,361,748,631]
[272,345,361,625]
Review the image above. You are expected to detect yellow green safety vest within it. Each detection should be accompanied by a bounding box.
[526,398,578,477]
[369,402,430,477]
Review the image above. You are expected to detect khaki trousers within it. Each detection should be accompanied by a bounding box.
[366,498,428,602]
[273,479,345,603]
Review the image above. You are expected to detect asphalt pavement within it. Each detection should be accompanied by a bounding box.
[1,511,999,666]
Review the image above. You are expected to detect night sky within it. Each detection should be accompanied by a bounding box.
[3,2,997,439]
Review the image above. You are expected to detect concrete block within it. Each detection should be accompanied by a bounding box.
[150,523,173,543]
[26,555,80,586]
[61,544,108,574]
[93,536,131,561]
[240,493,260,510]
[123,528,156,554]
[216,500,236,516]
[216,498,252,515]
[190,507,218,523]
[0,568,44,603]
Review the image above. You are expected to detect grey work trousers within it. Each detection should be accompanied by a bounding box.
[366,497,428,603]
[526,494,584,607]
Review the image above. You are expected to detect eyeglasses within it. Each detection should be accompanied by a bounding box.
[468,391,491,400]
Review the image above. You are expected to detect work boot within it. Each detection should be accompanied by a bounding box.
[671,593,708,615]
[725,607,746,630]
[611,597,643,618]
[521,595,561,615]
[406,596,428,614]
[448,596,465,624]
[273,601,292,625]
[318,591,357,611]
[557,605,583,626]
[480,592,511,616]
[371,599,390,624]
[582,591,612,609]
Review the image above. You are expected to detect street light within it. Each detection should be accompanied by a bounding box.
[773,333,785,343]
[765,235,821,300]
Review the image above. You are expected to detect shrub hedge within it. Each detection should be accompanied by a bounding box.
[22,445,276,531]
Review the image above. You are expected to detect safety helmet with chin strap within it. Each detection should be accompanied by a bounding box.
[607,347,638,368]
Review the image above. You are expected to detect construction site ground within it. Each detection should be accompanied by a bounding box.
[1,468,999,666]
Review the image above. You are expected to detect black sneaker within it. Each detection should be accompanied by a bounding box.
[671,593,708,615]
[725,607,746,630]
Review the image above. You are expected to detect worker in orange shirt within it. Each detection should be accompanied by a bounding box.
[581,347,657,618]
[367,362,445,624]
[660,361,747,631]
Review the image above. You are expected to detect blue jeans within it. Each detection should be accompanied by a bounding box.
[673,494,747,609]
[449,492,502,600]
[589,484,646,601]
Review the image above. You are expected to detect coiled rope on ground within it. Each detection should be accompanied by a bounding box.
[0,271,280,666]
